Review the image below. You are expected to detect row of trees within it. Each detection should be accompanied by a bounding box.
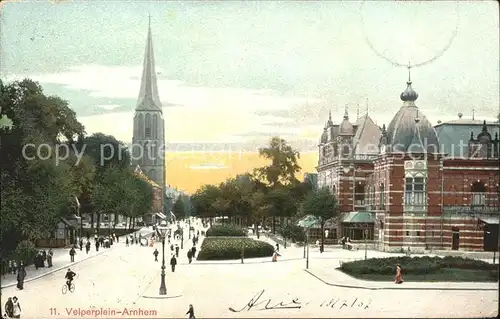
[0,79,153,255]
[190,137,339,251]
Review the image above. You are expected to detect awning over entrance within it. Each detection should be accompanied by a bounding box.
[296,215,320,228]
[341,211,375,224]
[479,217,499,225]
[156,212,166,219]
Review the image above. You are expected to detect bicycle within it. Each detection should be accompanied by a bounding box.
[62,281,75,294]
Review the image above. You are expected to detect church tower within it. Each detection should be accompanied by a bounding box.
[132,17,165,210]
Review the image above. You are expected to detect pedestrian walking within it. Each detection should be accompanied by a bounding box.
[185,304,195,319]
[47,249,53,267]
[175,245,180,258]
[85,241,91,254]
[4,297,13,318]
[395,264,404,284]
[69,247,76,262]
[187,250,193,264]
[192,237,196,247]
[11,297,21,319]
[275,243,279,252]
[95,241,99,252]
[79,238,83,251]
[16,266,26,290]
[153,249,159,262]
[191,246,196,258]
[170,255,177,272]
[126,237,129,246]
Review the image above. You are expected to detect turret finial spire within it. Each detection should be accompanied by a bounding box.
[472,108,475,120]
[356,104,359,119]
[343,104,349,120]
[328,110,332,121]
[407,61,412,83]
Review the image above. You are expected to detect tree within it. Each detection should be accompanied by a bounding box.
[191,184,222,220]
[0,79,84,247]
[172,197,186,219]
[302,188,339,253]
[254,137,301,187]
[253,137,302,234]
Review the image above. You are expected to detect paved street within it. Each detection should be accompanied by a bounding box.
[1,225,497,319]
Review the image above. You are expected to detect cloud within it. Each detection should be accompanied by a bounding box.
[97,104,121,111]
[189,163,227,170]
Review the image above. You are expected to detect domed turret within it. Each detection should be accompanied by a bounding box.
[386,71,439,153]
[339,106,354,135]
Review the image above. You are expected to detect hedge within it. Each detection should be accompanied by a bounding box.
[206,224,247,237]
[197,237,274,260]
[340,256,499,276]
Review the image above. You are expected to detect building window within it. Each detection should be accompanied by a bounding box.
[416,231,421,236]
[404,176,426,205]
[380,183,385,209]
[145,114,152,138]
[405,231,410,236]
[355,183,365,206]
[471,181,486,206]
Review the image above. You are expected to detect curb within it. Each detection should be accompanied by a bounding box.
[142,294,183,299]
[1,249,107,289]
[192,257,304,265]
[304,269,498,291]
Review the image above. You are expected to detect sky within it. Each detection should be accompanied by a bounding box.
[1,1,499,192]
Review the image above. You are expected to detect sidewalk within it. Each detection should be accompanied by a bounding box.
[306,265,499,291]
[1,246,106,289]
[1,228,153,289]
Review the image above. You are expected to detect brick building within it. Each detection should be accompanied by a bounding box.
[317,74,499,252]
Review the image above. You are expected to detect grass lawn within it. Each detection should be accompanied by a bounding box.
[343,268,499,282]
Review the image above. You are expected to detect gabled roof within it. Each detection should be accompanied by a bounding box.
[353,114,382,155]
[134,165,161,188]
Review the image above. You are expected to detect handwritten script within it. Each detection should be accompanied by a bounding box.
[229,289,371,312]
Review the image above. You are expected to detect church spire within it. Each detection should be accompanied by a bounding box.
[136,16,162,112]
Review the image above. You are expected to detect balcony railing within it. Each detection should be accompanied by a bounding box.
[443,205,499,215]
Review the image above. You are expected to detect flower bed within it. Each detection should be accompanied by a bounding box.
[205,224,247,237]
[197,237,274,260]
[340,256,498,282]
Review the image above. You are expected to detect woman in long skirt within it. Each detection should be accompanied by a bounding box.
[395,264,403,284]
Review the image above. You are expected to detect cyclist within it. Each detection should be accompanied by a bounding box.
[65,268,76,289]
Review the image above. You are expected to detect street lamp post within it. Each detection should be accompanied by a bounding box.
[363,223,368,260]
[284,218,288,249]
[303,228,306,258]
[157,220,169,295]
[306,228,310,269]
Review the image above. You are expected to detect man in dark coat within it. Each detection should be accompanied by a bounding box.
[85,241,91,254]
[191,246,197,259]
[170,255,177,272]
[69,247,76,262]
[47,249,53,267]
[79,238,83,251]
[175,245,179,258]
[16,266,26,290]
[95,241,99,252]
[185,304,195,319]
[4,297,13,318]
[187,250,193,264]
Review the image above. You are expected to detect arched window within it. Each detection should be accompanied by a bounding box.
[380,183,386,209]
[471,181,486,206]
[145,114,152,138]
[153,114,158,139]
[355,182,365,206]
[137,114,144,139]
[404,175,426,205]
